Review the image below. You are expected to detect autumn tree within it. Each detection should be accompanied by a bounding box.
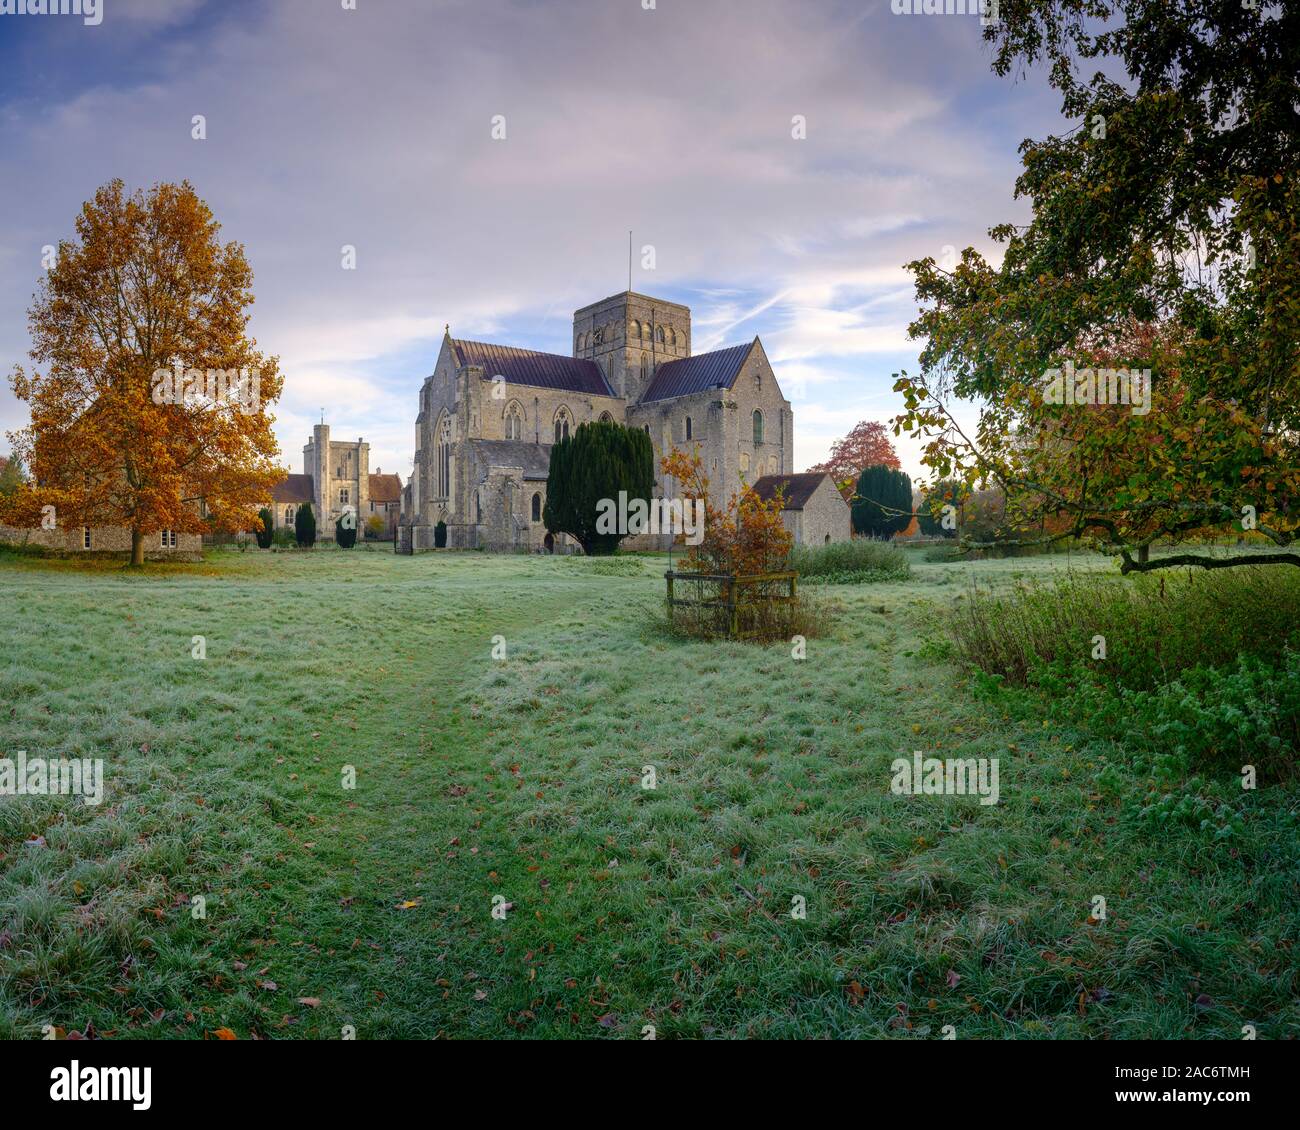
[3,180,284,566]
[661,448,792,575]
[807,420,900,501]
[893,2,1300,573]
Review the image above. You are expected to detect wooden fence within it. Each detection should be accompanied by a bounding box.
[664,569,798,639]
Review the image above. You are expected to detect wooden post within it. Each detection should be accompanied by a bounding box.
[727,574,739,638]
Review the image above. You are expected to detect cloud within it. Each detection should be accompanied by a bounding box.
[0,0,1054,481]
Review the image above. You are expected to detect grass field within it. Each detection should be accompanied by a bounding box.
[1,545,1295,1039]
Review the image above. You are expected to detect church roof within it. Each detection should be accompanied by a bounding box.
[467,439,553,481]
[272,473,315,504]
[452,339,614,397]
[751,472,831,511]
[368,473,402,503]
[639,341,754,403]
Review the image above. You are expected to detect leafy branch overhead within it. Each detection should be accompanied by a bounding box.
[892,1,1300,572]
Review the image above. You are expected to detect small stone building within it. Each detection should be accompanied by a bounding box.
[751,472,851,546]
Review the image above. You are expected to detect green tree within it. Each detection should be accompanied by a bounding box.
[255,507,273,548]
[917,479,964,537]
[335,513,357,548]
[434,520,447,549]
[893,1,1300,573]
[0,453,25,498]
[543,420,654,556]
[852,465,912,539]
[295,502,316,548]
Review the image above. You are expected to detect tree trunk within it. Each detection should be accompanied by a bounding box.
[130,528,145,567]
[1137,543,1150,564]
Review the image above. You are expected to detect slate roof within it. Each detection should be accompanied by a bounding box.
[467,439,553,481]
[639,341,754,403]
[368,473,402,503]
[452,339,614,397]
[272,473,315,504]
[751,472,831,511]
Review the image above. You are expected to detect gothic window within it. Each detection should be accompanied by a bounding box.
[632,322,642,340]
[505,401,524,441]
[685,416,693,441]
[668,327,676,347]
[284,507,293,524]
[641,353,648,383]
[655,325,665,344]
[437,415,452,498]
[553,407,572,444]
[599,411,614,424]
[643,424,650,434]
[531,492,542,522]
[753,409,764,445]
[476,493,482,522]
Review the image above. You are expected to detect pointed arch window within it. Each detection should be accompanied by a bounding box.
[553,407,572,444]
[504,401,524,441]
[437,415,453,498]
[531,492,542,522]
[685,416,693,441]
[641,353,649,383]
[655,325,665,344]
[752,409,764,445]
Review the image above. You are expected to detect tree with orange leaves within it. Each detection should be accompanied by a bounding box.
[4,180,284,566]
[661,448,792,575]
[806,420,900,501]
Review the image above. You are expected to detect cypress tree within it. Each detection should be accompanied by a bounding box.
[295,502,316,548]
[852,465,913,539]
[542,420,653,556]
[434,520,447,548]
[256,507,274,548]
[335,513,357,548]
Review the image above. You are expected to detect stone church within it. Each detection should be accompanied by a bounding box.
[401,291,795,551]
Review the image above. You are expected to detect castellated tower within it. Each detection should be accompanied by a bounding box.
[572,292,691,403]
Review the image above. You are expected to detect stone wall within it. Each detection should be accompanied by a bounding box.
[0,524,203,560]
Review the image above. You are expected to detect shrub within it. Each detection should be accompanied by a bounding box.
[295,503,316,548]
[660,448,792,576]
[365,515,386,539]
[434,520,447,549]
[787,539,909,584]
[336,514,357,548]
[951,567,1300,690]
[851,465,912,539]
[272,526,296,548]
[255,508,273,549]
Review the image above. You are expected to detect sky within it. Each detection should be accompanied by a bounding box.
[0,0,1065,483]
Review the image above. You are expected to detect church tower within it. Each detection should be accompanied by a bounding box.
[572,292,691,403]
